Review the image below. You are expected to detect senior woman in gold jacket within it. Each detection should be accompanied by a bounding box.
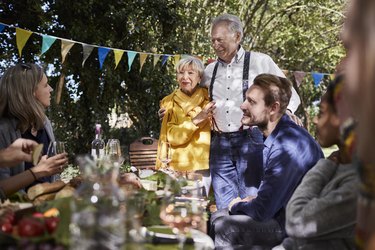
[156,56,216,195]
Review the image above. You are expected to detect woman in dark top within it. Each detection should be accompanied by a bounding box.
[0,63,68,199]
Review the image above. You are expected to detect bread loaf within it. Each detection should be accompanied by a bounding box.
[27,180,66,201]
[55,185,75,199]
[33,192,56,206]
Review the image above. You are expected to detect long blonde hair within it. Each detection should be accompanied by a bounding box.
[0,63,46,133]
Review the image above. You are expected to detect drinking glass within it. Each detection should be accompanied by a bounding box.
[158,141,171,168]
[159,196,204,249]
[47,141,66,157]
[106,139,124,164]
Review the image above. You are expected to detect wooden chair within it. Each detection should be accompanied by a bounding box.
[129,137,158,169]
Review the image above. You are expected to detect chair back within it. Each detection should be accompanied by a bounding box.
[129,137,158,169]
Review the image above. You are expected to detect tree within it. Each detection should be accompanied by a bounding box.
[0,0,346,161]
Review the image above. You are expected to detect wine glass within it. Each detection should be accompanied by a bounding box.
[106,139,124,165]
[160,195,204,249]
[47,141,66,157]
[158,141,171,168]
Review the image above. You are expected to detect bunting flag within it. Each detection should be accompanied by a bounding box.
[127,51,137,72]
[153,55,161,67]
[98,47,110,69]
[293,71,307,87]
[61,39,75,64]
[174,55,181,66]
[329,74,335,81]
[161,55,169,66]
[16,28,33,57]
[41,35,57,55]
[2,22,336,83]
[82,44,94,67]
[282,70,289,76]
[139,53,148,72]
[312,72,325,87]
[113,49,125,69]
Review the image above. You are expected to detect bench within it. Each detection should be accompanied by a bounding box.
[129,137,158,169]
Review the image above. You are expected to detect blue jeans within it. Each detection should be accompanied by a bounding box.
[210,209,284,249]
[210,127,263,210]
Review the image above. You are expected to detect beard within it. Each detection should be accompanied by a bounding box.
[241,114,268,130]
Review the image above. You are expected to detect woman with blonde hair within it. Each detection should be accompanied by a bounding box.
[156,56,216,195]
[0,63,68,200]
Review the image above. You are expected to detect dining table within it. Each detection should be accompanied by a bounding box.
[0,168,215,250]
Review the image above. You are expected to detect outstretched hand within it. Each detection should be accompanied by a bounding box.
[0,139,38,168]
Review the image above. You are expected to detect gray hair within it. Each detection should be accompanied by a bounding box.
[176,56,205,78]
[211,13,243,41]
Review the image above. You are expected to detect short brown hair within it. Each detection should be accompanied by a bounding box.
[253,73,292,113]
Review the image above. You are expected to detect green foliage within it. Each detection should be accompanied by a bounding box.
[0,0,346,159]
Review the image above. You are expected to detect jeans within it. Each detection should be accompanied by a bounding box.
[211,209,284,249]
[210,127,263,209]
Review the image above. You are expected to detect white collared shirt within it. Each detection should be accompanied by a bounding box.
[202,47,301,132]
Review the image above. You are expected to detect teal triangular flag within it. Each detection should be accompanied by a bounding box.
[41,35,57,55]
[98,47,110,69]
[127,51,137,72]
[161,55,169,66]
[0,24,5,33]
[312,72,324,87]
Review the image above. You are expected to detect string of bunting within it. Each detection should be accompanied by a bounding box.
[0,22,333,87]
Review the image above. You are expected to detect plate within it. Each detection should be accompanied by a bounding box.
[145,225,214,249]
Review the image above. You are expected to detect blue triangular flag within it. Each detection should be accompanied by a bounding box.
[0,24,5,33]
[98,47,110,69]
[41,35,57,55]
[127,51,137,72]
[312,72,324,87]
[161,55,169,66]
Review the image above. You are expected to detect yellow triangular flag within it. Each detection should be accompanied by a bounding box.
[61,39,75,64]
[153,55,161,67]
[330,74,335,80]
[16,28,33,58]
[174,55,181,66]
[139,53,148,72]
[113,49,125,69]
